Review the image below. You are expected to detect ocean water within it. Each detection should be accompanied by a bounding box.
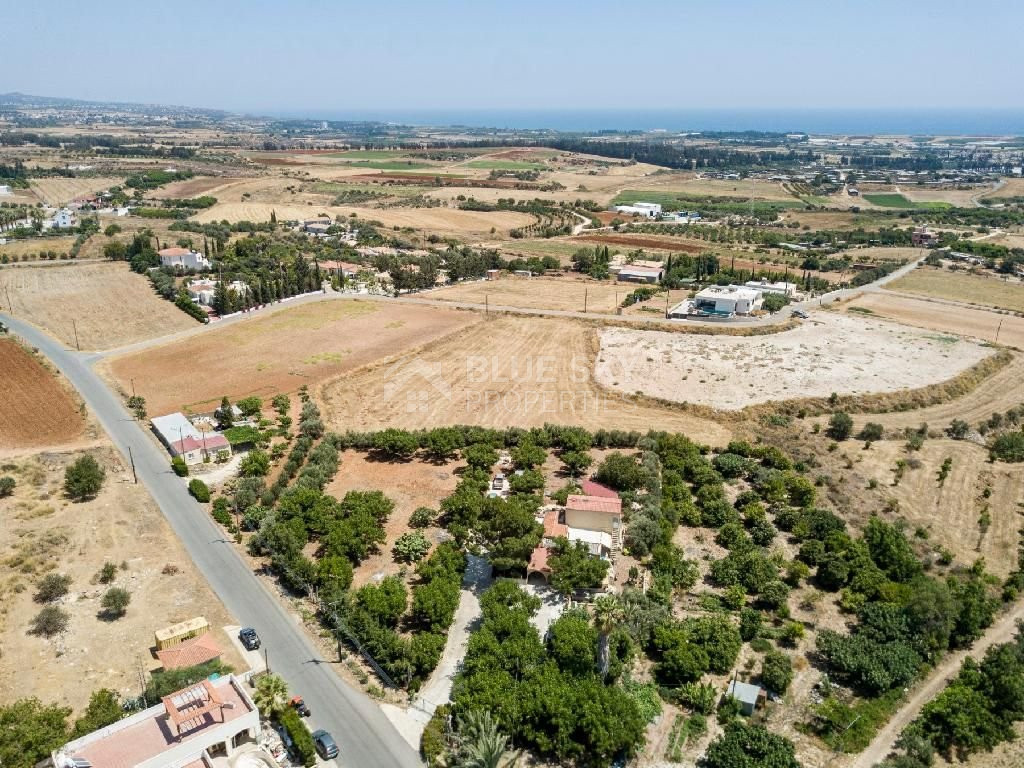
[272,108,1024,136]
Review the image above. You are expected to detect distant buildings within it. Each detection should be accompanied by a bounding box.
[911,226,937,247]
[616,265,664,284]
[688,285,764,316]
[743,279,798,298]
[159,247,211,271]
[613,201,662,218]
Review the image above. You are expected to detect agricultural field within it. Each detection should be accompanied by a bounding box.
[27,177,123,207]
[841,291,1024,348]
[464,159,547,171]
[855,439,1024,579]
[594,312,992,410]
[105,298,477,415]
[148,175,248,199]
[320,315,731,444]
[613,188,805,211]
[0,262,198,351]
[0,236,77,260]
[0,338,85,452]
[0,446,243,712]
[862,193,951,210]
[425,276,625,313]
[887,266,1024,312]
[325,450,462,590]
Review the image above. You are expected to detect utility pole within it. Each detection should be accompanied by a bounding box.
[3,285,11,313]
[995,318,1004,344]
[264,647,270,674]
[583,288,588,313]
[665,291,670,318]
[131,377,135,396]
[128,446,137,483]
[72,319,80,351]
[485,294,488,316]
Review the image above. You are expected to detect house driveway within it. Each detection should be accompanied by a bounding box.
[383,554,493,746]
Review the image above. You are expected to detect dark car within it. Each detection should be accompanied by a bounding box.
[312,729,339,760]
[238,627,261,651]
[792,309,809,319]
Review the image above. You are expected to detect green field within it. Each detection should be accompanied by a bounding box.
[466,160,547,171]
[341,160,433,171]
[307,181,424,198]
[863,193,952,210]
[326,150,408,159]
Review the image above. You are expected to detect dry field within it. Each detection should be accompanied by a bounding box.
[148,176,249,199]
[28,177,123,206]
[887,266,1024,312]
[899,186,988,206]
[320,315,730,444]
[981,177,1024,199]
[643,175,797,201]
[0,261,198,350]
[0,338,85,451]
[326,451,462,590]
[595,313,992,410]
[0,236,77,259]
[106,299,478,415]
[841,291,1024,348]
[0,446,243,713]
[425,276,625,313]
[856,440,1024,578]
[833,246,927,265]
[190,199,536,237]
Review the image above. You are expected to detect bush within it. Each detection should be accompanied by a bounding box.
[35,573,72,603]
[827,412,854,441]
[188,479,210,502]
[64,454,105,501]
[96,562,117,584]
[100,587,131,619]
[171,456,189,476]
[278,706,316,767]
[760,650,794,694]
[0,475,14,497]
[596,452,645,490]
[30,605,70,636]
[858,423,884,442]
[421,704,450,767]
[409,507,436,528]
[240,449,271,477]
[990,431,1024,462]
[393,531,431,563]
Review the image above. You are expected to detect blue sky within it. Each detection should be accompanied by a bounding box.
[3,0,1022,114]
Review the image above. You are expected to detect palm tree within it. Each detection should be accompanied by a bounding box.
[593,594,623,678]
[455,709,519,768]
[252,673,288,716]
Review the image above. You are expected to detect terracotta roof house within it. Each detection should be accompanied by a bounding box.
[155,632,222,670]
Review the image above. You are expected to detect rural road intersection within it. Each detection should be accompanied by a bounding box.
[1,312,423,768]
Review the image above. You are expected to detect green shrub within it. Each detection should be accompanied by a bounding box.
[35,573,72,603]
[990,431,1024,462]
[171,456,189,477]
[188,479,210,502]
[0,475,15,497]
[409,507,436,528]
[421,704,450,767]
[64,454,105,501]
[278,707,316,767]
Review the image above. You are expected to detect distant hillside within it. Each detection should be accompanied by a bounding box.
[0,91,229,118]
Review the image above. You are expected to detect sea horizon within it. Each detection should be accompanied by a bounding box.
[262,107,1024,137]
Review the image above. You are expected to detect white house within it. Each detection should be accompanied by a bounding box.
[187,279,218,305]
[0,184,10,196]
[50,208,76,229]
[52,675,263,768]
[151,412,231,465]
[693,285,763,316]
[744,279,798,298]
[613,201,662,218]
[159,247,211,271]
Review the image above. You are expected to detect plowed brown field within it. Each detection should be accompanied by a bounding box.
[106,300,478,415]
[0,338,84,449]
[321,315,730,444]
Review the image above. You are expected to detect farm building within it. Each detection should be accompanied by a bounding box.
[692,285,763,316]
[151,412,231,465]
[847,187,860,196]
[52,675,263,768]
[318,260,362,279]
[616,265,664,284]
[47,208,76,229]
[155,632,222,671]
[726,680,765,715]
[526,493,624,583]
[486,269,501,280]
[613,202,662,218]
[911,226,937,247]
[159,247,211,271]
[744,279,798,297]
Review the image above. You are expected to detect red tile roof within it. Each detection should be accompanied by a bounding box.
[172,433,229,455]
[580,479,619,499]
[543,508,568,538]
[155,632,222,670]
[566,494,622,515]
[528,545,550,574]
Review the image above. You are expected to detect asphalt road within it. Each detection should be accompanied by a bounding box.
[1,312,422,768]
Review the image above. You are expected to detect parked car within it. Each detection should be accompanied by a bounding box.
[238,627,261,651]
[290,695,310,717]
[792,309,809,319]
[312,729,339,759]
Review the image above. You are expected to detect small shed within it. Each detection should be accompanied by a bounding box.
[726,680,764,716]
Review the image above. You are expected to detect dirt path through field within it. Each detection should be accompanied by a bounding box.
[851,597,1024,768]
